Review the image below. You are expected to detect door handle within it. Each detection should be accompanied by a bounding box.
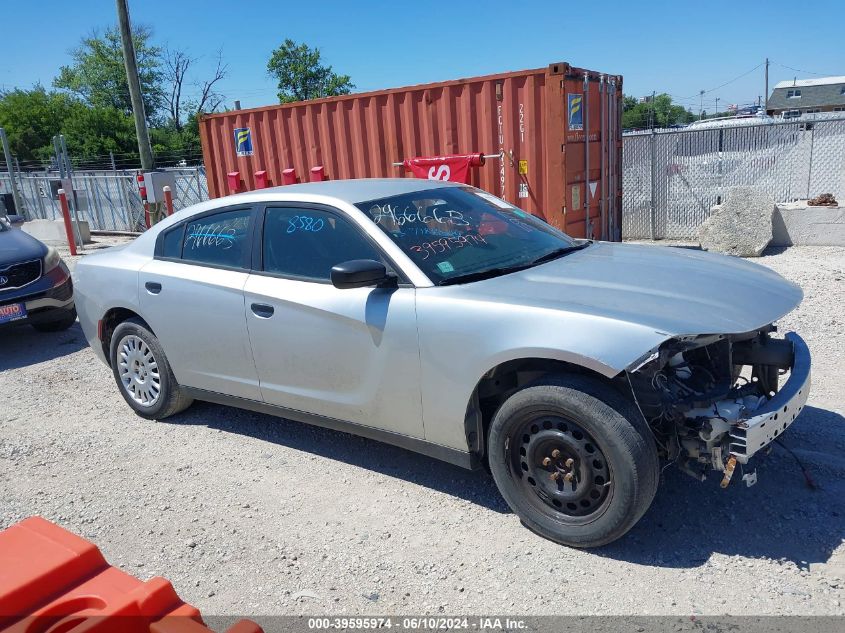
[145,281,162,295]
[250,303,274,318]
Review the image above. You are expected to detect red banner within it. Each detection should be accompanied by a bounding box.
[401,153,484,184]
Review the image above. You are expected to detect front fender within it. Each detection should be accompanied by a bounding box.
[415,294,671,451]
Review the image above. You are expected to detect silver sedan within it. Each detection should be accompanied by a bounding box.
[74,179,810,547]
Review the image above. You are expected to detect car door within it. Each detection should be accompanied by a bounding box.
[138,205,262,401]
[243,204,424,438]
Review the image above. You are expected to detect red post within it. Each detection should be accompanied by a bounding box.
[254,170,268,189]
[57,189,77,256]
[144,202,151,229]
[310,165,325,182]
[163,185,174,216]
[136,172,147,200]
[227,171,240,194]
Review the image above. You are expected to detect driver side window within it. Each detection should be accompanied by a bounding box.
[262,207,382,281]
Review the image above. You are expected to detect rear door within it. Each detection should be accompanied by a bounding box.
[242,204,424,437]
[139,205,261,400]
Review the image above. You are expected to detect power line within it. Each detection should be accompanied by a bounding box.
[698,63,764,97]
[771,61,840,77]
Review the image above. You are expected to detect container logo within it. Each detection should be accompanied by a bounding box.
[234,127,254,157]
[567,94,583,131]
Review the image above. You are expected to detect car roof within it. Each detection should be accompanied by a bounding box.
[260,178,461,203]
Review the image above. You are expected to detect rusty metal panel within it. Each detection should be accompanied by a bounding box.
[557,64,624,239]
[199,62,623,239]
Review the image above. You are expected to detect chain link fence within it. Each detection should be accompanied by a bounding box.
[0,167,208,232]
[622,117,845,239]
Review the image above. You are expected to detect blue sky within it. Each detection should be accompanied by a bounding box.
[2,0,843,113]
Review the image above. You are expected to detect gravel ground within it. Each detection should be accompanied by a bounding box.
[1,238,844,616]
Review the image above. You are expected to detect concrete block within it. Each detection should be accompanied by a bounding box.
[698,187,774,257]
[772,202,845,246]
[20,218,91,245]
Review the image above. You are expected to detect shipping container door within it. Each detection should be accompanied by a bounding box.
[561,69,621,240]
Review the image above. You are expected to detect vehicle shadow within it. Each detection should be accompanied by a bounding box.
[0,322,87,371]
[166,401,844,568]
[166,401,510,514]
[594,404,845,569]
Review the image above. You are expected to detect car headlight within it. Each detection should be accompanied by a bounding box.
[43,246,62,273]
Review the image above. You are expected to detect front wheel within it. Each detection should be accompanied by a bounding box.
[487,374,659,548]
[109,318,193,420]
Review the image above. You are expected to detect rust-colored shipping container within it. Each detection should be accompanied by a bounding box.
[199,62,623,239]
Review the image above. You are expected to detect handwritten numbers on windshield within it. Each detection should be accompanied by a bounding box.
[408,233,487,260]
[286,215,325,234]
[369,203,470,228]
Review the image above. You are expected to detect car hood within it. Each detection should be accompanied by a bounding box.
[455,242,802,336]
[0,227,47,268]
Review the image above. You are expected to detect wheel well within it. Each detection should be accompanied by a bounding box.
[100,308,151,365]
[465,358,627,461]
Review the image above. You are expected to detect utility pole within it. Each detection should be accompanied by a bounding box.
[764,58,769,113]
[649,90,656,129]
[699,90,705,120]
[715,97,720,116]
[116,0,154,171]
[0,127,25,218]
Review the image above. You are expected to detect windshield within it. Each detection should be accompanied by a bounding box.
[356,186,580,284]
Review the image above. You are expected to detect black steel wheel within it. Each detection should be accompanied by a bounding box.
[513,414,612,521]
[488,374,659,548]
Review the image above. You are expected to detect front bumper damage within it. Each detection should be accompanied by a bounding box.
[626,329,811,487]
[729,332,811,463]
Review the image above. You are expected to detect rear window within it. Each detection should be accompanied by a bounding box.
[181,208,252,269]
[161,225,184,258]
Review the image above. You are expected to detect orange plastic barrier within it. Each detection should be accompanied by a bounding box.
[0,517,262,633]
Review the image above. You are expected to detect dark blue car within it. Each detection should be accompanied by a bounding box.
[0,216,75,332]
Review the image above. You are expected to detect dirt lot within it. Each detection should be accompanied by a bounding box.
[1,239,844,616]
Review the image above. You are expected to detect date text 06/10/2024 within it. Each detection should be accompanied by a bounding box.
[306,617,527,630]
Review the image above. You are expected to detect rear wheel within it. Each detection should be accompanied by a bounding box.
[109,318,193,419]
[488,374,659,548]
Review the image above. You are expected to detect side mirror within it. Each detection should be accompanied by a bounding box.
[331,259,395,289]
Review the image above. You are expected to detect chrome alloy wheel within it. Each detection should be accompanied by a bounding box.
[117,334,161,407]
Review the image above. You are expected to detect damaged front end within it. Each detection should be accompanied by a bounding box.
[626,327,811,487]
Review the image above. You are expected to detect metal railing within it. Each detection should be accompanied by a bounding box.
[0,167,209,232]
[622,117,845,239]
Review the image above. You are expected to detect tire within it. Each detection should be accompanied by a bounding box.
[487,374,659,548]
[31,307,77,332]
[109,317,193,420]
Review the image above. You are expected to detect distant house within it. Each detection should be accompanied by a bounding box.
[767,76,845,118]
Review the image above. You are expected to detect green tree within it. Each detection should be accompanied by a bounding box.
[622,93,695,129]
[60,104,138,159]
[0,87,158,166]
[54,25,163,119]
[0,87,77,161]
[267,39,354,103]
[2,23,226,169]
